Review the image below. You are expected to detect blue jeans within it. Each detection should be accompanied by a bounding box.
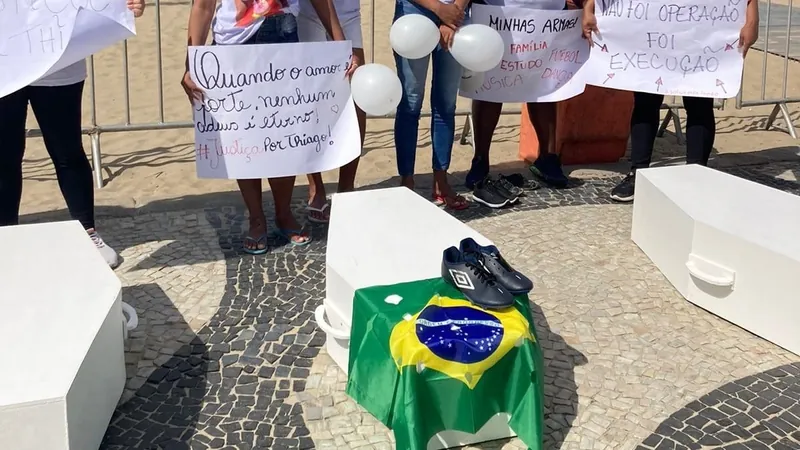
[245,13,299,44]
[393,0,464,177]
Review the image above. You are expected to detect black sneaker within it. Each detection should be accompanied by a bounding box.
[500,173,539,191]
[529,153,569,188]
[496,174,524,198]
[487,175,520,204]
[442,246,515,310]
[473,178,513,208]
[610,172,635,202]
[465,157,490,189]
[460,237,533,295]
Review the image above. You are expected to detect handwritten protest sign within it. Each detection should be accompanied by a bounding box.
[189,41,361,179]
[460,4,588,103]
[0,0,135,98]
[584,0,746,98]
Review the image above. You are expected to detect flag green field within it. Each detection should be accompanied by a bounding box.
[345,277,544,450]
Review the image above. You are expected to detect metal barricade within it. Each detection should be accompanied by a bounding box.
[735,0,798,139]
[22,0,798,188]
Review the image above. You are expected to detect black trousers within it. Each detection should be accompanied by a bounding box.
[0,82,95,229]
[630,92,716,172]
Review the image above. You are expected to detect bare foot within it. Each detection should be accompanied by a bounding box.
[400,176,415,190]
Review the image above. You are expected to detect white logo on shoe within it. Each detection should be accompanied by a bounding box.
[449,269,475,290]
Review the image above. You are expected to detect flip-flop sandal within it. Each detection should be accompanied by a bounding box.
[242,234,269,255]
[433,194,470,211]
[272,227,312,246]
[306,202,331,224]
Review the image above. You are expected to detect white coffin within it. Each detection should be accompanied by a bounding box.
[632,165,800,355]
[319,187,516,449]
[0,221,125,450]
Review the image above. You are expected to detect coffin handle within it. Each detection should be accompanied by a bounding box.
[315,304,350,340]
[121,301,139,340]
[686,253,736,288]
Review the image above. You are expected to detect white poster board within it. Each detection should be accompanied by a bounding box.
[0,0,135,98]
[584,0,746,98]
[189,41,361,179]
[461,4,588,103]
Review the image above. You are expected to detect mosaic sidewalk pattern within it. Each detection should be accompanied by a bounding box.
[638,363,800,450]
[95,163,800,449]
[102,212,330,450]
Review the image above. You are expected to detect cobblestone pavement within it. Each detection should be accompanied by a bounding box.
[94,163,800,449]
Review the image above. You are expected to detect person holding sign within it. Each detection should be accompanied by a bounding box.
[0,0,146,269]
[581,0,759,203]
[466,0,571,191]
[298,0,366,223]
[181,0,350,253]
[393,0,470,210]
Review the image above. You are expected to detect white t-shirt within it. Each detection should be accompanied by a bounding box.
[483,0,565,8]
[31,61,88,87]
[298,0,360,21]
[213,0,300,45]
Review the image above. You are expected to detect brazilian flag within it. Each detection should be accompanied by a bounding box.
[345,278,544,450]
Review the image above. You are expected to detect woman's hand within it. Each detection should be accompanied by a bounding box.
[181,70,203,104]
[439,24,456,51]
[581,10,598,45]
[739,0,759,58]
[739,21,758,58]
[345,48,365,79]
[126,0,145,17]
[433,2,463,29]
[580,0,597,45]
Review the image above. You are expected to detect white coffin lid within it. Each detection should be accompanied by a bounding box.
[640,165,800,260]
[0,221,122,407]
[326,187,493,291]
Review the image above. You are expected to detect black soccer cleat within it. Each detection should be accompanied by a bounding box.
[442,246,515,310]
[459,238,533,295]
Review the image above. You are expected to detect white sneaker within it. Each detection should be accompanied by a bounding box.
[89,231,121,269]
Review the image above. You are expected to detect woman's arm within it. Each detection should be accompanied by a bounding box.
[310,0,346,41]
[181,0,216,102]
[187,0,217,48]
[581,0,597,44]
[739,0,759,57]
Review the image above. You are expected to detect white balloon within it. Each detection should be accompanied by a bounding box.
[460,69,485,93]
[450,24,505,73]
[389,14,440,60]
[351,64,403,117]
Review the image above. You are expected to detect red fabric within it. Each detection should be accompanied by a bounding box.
[235,0,286,28]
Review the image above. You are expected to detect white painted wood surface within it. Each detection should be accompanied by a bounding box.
[632,165,800,356]
[0,221,125,450]
[321,187,515,449]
